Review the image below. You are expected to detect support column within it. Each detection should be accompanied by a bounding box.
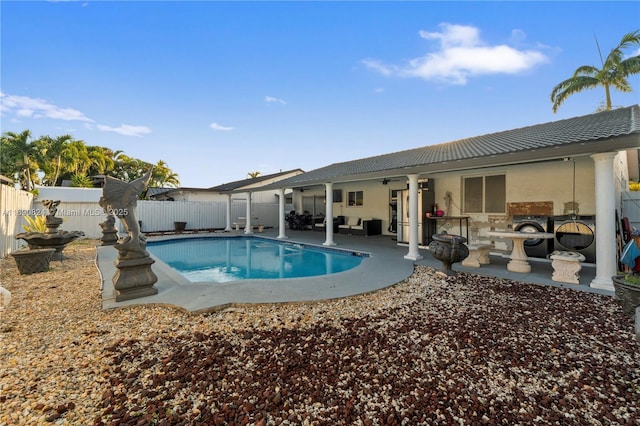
[590,152,617,290]
[277,188,288,239]
[225,194,232,231]
[323,182,336,246]
[244,192,253,235]
[404,173,423,261]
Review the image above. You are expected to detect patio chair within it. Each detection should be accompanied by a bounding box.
[339,217,361,234]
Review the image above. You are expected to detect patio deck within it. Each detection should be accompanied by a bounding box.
[98,229,609,314]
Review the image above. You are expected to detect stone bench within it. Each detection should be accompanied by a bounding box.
[462,244,493,268]
[550,250,586,284]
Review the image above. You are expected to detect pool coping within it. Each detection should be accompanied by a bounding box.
[98,232,417,314]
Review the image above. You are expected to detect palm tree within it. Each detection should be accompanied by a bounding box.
[36,134,74,186]
[550,30,640,113]
[151,160,180,187]
[0,130,38,190]
[247,171,261,178]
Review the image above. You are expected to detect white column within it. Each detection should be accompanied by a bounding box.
[404,174,423,260]
[323,182,336,246]
[244,192,253,235]
[277,188,288,239]
[590,152,617,290]
[225,193,232,231]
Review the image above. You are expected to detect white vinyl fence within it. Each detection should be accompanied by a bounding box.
[0,185,34,257]
[136,200,282,232]
[2,188,288,257]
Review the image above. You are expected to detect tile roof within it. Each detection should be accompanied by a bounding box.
[273,105,640,187]
[208,169,304,192]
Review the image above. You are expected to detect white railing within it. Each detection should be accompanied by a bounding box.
[0,185,33,257]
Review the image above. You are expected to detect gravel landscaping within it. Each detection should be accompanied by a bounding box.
[1,240,638,425]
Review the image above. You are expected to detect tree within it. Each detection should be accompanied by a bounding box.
[36,134,74,186]
[0,130,39,190]
[150,160,180,188]
[550,30,640,113]
[247,171,261,178]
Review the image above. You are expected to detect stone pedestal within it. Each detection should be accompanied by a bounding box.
[550,250,585,284]
[113,257,158,302]
[462,244,492,268]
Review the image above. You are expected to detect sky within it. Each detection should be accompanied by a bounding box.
[1,1,639,188]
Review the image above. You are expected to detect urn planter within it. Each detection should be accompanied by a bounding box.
[10,248,56,275]
[612,275,640,318]
[429,232,469,275]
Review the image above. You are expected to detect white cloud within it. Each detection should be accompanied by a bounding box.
[0,92,94,122]
[96,124,151,137]
[209,122,233,131]
[363,23,549,85]
[265,96,287,105]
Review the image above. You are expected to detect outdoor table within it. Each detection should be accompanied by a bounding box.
[487,230,554,273]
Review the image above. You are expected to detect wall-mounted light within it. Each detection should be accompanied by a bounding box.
[382,179,389,185]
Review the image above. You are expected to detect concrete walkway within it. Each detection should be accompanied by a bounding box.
[98,229,611,314]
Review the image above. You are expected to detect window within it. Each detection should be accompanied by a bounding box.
[348,191,363,206]
[463,174,505,213]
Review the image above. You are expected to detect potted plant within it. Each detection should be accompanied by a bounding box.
[612,272,640,318]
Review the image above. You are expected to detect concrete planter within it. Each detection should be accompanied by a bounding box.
[612,275,640,318]
[10,248,56,275]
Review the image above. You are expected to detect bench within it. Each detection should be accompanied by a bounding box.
[232,218,246,231]
[233,217,262,232]
[462,244,493,268]
[550,250,585,284]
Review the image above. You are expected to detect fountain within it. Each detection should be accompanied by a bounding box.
[429,232,469,275]
[15,199,85,259]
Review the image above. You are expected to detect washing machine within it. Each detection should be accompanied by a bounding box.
[512,215,554,258]
[553,215,596,263]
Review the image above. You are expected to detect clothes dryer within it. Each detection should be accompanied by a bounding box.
[512,215,554,258]
[553,215,596,263]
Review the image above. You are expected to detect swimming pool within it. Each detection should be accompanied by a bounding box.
[147,236,367,283]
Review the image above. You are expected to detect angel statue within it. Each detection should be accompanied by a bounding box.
[100,168,152,258]
[100,168,158,301]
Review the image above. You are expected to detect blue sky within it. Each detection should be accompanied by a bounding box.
[2,1,639,188]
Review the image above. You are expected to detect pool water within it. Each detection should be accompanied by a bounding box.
[147,237,366,283]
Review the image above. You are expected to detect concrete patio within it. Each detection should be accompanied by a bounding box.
[98,228,608,314]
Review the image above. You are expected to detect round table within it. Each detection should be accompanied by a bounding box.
[487,230,555,273]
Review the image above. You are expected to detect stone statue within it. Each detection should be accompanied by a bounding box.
[99,212,119,246]
[41,199,63,233]
[42,199,60,217]
[101,168,158,301]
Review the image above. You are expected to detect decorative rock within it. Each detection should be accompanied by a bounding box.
[0,286,11,308]
[550,250,585,284]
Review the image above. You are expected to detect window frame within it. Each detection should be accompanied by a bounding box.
[347,190,364,207]
[462,174,506,214]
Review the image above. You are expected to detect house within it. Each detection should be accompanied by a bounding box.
[250,105,640,291]
[147,169,304,203]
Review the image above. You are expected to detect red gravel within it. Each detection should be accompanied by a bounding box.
[96,269,639,425]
